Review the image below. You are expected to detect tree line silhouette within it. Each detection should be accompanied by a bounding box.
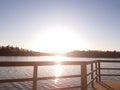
[0,45,120,58]
[66,50,120,58]
[0,45,52,56]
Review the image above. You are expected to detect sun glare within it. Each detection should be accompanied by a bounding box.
[54,64,62,77]
[53,64,63,83]
[34,26,81,53]
[49,55,68,83]
[49,55,69,62]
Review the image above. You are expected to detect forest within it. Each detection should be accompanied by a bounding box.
[0,45,52,56]
[0,45,120,58]
[66,50,120,58]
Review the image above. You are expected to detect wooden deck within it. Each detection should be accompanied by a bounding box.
[90,81,120,90]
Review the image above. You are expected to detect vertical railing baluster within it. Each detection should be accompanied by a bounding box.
[81,62,87,90]
[33,65,38,90]
[98,61,101,82]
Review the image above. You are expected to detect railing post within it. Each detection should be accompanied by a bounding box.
[33,65,38,90]
[91,63,94,88]
[81,62,87,90]
[95,61,98,82]
[98,61,101,82]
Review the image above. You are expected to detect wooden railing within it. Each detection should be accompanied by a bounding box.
[0,60,120,90]
[97,60,120,81]
[86,61,98,89]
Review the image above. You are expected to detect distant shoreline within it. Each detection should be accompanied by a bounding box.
[1,46,120,58]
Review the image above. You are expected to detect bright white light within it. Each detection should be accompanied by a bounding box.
[53,64,63,83]
[54,64,62,77]
[34,25,82,53]
[48,55,69,62]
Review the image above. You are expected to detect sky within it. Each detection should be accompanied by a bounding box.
[0,0,120,53]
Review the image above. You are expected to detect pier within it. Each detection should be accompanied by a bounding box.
[0,60,120,90]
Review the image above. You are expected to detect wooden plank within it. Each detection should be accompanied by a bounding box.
[95,62,98,82]
[101,74,120,76]
[0,61,80,66]
[87,70,97,76]
[81,63,87,90]
[0,61,97,66]
[97,60,120,63]
[49,85,81,90]
[101,68,120,70]
[0,78,33,83]
[37,75,81,80]
[90,82,120,90]
[98,61,101,81]
[33,66,38,90]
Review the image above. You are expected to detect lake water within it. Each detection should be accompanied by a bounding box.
[0,56,120,90]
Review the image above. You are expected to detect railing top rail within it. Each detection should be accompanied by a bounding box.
[97,60,120,63]
[0,60,96,66]
[0,60,120,66]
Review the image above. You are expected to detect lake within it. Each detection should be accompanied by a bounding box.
[0,56,120,90]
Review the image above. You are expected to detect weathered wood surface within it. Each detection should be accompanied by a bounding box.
[90,82,120,90]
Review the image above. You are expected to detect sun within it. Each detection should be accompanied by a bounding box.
[34,26,81,53]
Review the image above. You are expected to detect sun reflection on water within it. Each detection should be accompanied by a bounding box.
[54,64,63,83]
[52,55,69,83]
[54,64,62,77]
[51,55,69,62]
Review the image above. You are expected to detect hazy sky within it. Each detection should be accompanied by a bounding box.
[0,0,120,52]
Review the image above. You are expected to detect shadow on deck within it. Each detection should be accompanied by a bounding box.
[90,81,120,90]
